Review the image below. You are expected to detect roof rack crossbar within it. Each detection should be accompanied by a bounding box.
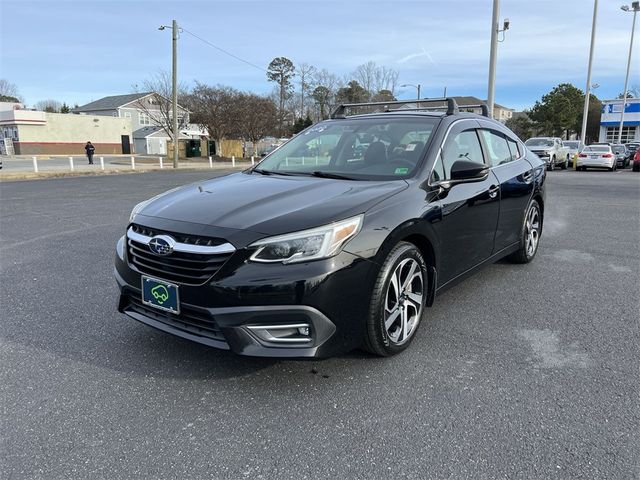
[458,103,490,117]
[330,97,460,119]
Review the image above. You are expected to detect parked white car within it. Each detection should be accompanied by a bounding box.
[525,137,570,171]
[576,145,616,171]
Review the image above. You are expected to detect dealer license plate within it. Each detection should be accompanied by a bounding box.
[141,276,180,314]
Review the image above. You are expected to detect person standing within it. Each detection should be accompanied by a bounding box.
[85,141,95,165]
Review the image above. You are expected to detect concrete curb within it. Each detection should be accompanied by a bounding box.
[0,165,250,182]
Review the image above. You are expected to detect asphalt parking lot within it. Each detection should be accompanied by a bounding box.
[1,169,639,479]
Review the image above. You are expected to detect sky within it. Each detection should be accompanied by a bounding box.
[1,0,638,111]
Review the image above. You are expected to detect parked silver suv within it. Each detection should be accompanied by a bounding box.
[525,137,570,170]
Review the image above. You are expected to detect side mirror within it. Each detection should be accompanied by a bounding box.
[450,160,489,181]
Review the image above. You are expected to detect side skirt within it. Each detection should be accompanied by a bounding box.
[434,242,520,297]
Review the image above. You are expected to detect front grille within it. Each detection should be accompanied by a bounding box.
[127,224,234,285]
[130,224,226,247]
[125,294,226,342]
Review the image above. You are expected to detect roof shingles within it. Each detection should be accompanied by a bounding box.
[72,92,152,112]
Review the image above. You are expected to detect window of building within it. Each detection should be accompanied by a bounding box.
[139,113,151,125]
[605,126,636,144]
[124,112,132,118]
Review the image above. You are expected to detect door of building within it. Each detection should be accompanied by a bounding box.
[121,135,131,154]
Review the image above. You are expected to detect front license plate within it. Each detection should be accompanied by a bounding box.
[142,276,180,314]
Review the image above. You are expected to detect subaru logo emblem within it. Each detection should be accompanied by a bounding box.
[148,235,175,256]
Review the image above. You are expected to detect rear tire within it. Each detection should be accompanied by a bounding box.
[508,199,542,264]
[561,156,568,170]
[363,242,428,357]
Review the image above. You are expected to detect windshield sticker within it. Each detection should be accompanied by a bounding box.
[405,144,417,151]
[304,125,328,135]
[394,167,409,175]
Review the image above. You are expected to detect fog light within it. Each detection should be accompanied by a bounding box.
[297,326,310,336]
[246,323,312,344]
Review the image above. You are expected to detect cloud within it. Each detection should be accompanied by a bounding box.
[397,47,437,65]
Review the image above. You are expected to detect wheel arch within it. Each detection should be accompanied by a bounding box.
[402,233,438,307]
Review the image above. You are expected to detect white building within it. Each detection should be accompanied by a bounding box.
[73,93,190,154]
[599,98,640,144]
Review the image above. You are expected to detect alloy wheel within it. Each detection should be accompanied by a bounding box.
[384,258,424,345]
[525,205,541,258]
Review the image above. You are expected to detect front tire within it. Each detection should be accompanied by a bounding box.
[547,157,555,171]
[363,242,428,356]
[508,199,542,264]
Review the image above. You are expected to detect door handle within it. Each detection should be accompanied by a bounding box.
[488,185,500,199]
[522,170,533,183]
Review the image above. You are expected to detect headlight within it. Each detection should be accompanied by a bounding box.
[129,199,151,222]
[249,215,363,264]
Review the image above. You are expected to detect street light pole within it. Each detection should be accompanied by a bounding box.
[618,2,639,144]
[487,0,500,118]
[172,19,179,169]
[579,0,599,165]
[400,84,421,99]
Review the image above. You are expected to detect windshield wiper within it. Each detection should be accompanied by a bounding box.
[252,168,274,175]
[252,168,297,176]
[309,171,359,180]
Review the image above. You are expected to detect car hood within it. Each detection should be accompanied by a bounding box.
[136,172,408,235]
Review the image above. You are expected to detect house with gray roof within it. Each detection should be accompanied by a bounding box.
[73,93,191,154]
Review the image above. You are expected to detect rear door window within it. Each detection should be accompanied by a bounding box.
[480,130,512,167]
[506,137,520,161]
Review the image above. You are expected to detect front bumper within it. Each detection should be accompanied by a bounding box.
[114,235,376,358]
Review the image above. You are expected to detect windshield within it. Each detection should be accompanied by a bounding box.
[254,117,439,180]
[525,139,554,147]
[563,141,579,148]
[583,146,609,153]
[612,145,625,153]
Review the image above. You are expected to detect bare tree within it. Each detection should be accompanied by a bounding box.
[375,66,399,94]
[236,93,278,155]
[297,62,316,118]
[310,69,341,120]
[352,62,399,98]
[187,83,241,154]
[132,70,190,138]
[352,61,377,97]
[35,99,62,112]
[0,79,22,102]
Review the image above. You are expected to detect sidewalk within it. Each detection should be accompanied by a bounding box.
[0,155,255,181]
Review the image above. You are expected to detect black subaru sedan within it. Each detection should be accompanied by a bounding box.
[115,99,546,358]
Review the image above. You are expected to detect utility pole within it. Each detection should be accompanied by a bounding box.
[618,2,639,144]
[172,19,179,169]
[579,0,598,164]
[417,84,421,100]
[487,0,500,118]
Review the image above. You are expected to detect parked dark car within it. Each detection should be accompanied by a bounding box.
[612,144,630,168]
[115,99,546,358]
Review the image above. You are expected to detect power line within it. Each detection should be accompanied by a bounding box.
[180,27,268,73]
